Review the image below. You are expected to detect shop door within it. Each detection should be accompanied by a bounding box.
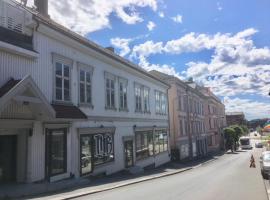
[124,140,134,168]
[0,135,17,183]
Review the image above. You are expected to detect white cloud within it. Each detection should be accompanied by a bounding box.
[147,21,156,31]
[128,28,270,99]
[171,14,183,23]
[110,37,133,57]
[132,40,163,57]
[19,0,159,35]
[158,12,164,18]
[217,2,223,11]
[224,97,270,120]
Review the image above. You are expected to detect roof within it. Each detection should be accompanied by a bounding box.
[51,104,87,119]
[0,77,87,119]
[12,3,169,88]
[226,112,245,116]
[0,78,21,98]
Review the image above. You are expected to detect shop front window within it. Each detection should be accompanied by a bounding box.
[94,133,114,165]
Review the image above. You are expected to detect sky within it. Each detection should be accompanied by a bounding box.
[23,0,270,120]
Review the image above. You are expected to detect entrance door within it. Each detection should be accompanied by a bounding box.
[45,129,67,179]
[80,135,93,176]
[124,140,134,168]
[0,135,17,183]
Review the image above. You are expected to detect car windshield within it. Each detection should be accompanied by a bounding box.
[263,154,270,162]
[240,139,250,145]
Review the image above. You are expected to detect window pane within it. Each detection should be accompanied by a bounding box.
[106,79,110,88]
[111,80,114,90]
[80,70,85,82]
[80,83,85,103]
[106,90,110,106]
[50,131,66,175]
[64,65,69,77]
[56,77,62,88]
[56,63,62,76]
[86,72,91,83]
[111,92,115,107]
[80,135,92,175]
[56,88,62,100]
[94,133,114,165]
[86,85,91,103]
[155,133,160,154]
[64,79,69,90]
[64,89,70,101]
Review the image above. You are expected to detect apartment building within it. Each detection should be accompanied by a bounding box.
[200,87,227,153]
[226,112,246,126]
[150,71,207,161]
[0,0,170,184]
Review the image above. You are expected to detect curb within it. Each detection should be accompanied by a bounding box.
[263,179,270,200]
[46,158,217,200]
[61,168,193,200]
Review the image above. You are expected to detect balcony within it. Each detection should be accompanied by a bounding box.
[0,0,35,52]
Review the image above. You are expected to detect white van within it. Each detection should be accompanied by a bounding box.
[239,137,252,149]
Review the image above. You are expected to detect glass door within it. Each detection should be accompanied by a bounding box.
[80,135,93,175]
[124,140,134,168]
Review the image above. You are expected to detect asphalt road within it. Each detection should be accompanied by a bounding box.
[74,145,267,200]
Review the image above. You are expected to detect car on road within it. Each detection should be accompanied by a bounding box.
[260,151,270,179]
[255,142,263,148]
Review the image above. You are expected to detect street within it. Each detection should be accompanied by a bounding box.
[74,144,267,200]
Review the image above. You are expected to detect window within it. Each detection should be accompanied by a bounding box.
[79,66,93,105]
[54,55,72,102]
[135,83,150,113]
[119,78,128,110]
[93,133,114,165]
[80,135,93,175]
[135,131,154,160]
[154,130,168,154]
[143,87,150,113]
[105,73,116,109]
[135,84,142,112]
[155,91,167,115]
[178,95,182,111]
[46,129,67,177]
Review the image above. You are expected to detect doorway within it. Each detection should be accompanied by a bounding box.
[0,135,17,183]
[124,140,134,168]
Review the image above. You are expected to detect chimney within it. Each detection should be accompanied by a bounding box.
[106,47,115,53]
[34,0,49,18]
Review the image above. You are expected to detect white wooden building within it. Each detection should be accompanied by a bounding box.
[0,0,170,183]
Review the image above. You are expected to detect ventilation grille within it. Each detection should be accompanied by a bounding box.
[0,1,25,33]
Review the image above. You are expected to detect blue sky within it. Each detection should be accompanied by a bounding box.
[25,0,270,120]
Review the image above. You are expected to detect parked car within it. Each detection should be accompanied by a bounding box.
[260,152,270,179]
[255,142,263,148]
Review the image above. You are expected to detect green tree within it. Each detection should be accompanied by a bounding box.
[230,125,244,150]
[224,127,236,152]
[240,125,249,135]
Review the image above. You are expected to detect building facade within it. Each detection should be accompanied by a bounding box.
[150,71,208,161]
[200,87,227,153]
[0,0,170,184]
[226,112,246,126]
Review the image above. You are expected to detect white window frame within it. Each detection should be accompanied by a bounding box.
[78,62,94,107]
[134,83,143,112]
[52,53,73,103]
[105,72,116,110]
[118,77,128,111]
[155,90,167,115]
[143,86,150,113]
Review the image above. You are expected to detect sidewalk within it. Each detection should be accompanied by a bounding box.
[0,154,222,200]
